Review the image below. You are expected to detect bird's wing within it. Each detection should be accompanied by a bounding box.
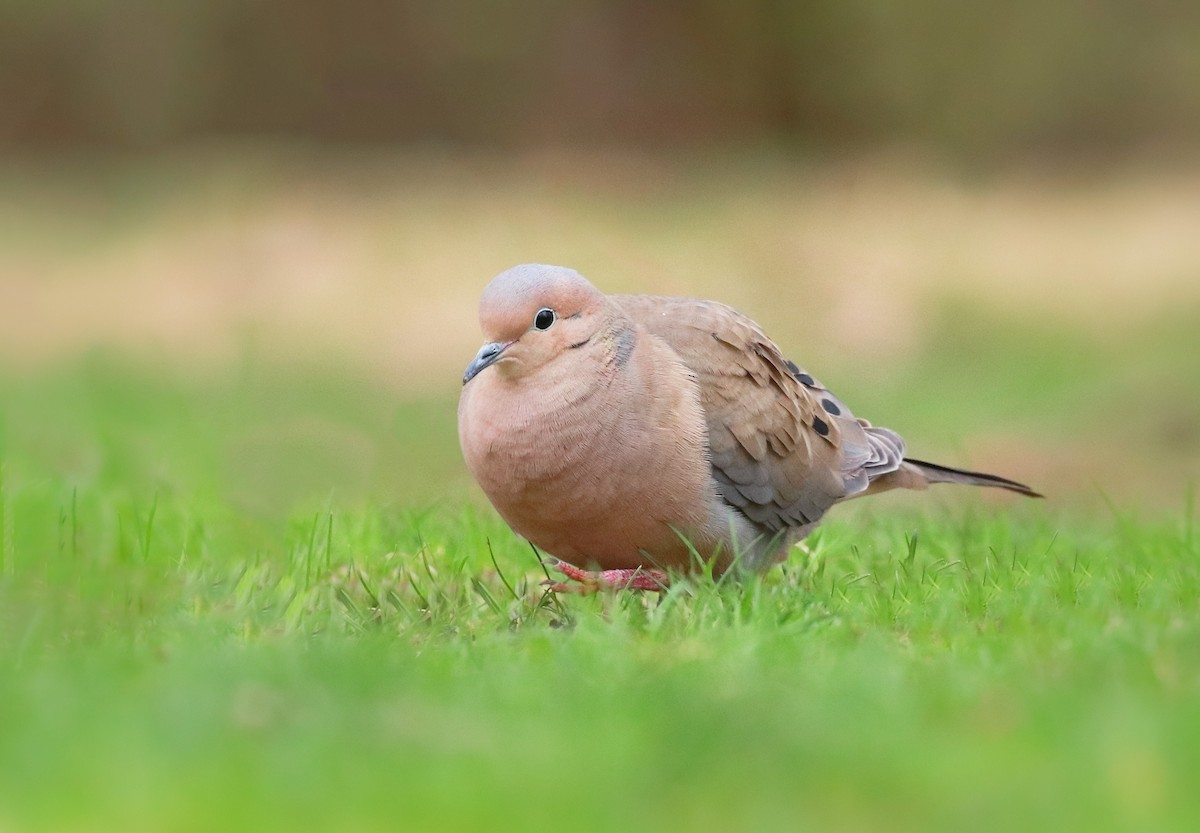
[615,295,906,534]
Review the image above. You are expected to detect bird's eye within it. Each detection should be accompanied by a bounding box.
[533,308,556,330]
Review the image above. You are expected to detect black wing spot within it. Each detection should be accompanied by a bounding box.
[822,398,841,415]
[785,359,816,386]
[812,416,830,436]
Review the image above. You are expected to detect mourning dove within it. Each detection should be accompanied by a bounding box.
[458,264,1040,591]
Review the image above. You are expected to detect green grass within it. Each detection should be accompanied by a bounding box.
[2,317,1198,833]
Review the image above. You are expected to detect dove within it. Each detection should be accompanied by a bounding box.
[458,264,1040,591]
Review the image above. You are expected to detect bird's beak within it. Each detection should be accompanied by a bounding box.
[462,340,512,384]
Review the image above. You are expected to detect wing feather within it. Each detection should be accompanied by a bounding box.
[616,295,906,535]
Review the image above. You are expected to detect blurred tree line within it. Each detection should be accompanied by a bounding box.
[3,0,1198,159]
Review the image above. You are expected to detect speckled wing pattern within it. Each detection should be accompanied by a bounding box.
[615,295,907,537]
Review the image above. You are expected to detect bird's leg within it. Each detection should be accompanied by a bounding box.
[542,559,669,593]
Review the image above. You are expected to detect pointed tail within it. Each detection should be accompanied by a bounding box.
[903,457,1043,498]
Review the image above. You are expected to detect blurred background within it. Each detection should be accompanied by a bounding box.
[5,1,1200,154]
[2,0,1198,515]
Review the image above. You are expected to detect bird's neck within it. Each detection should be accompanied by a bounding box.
[588,308,639,375]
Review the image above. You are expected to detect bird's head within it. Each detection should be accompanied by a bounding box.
[462,264,608,384]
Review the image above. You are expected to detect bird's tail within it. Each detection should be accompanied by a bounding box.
[857,456,1042,499]
[901,457,1043,498]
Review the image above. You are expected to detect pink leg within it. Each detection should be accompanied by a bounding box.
[543,559,669,593]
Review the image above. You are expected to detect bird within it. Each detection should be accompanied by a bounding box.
[458,264,1041,592]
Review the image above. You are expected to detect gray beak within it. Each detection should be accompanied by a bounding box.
[463,341,510,385]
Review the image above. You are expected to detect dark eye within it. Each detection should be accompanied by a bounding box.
[533,308,555,330]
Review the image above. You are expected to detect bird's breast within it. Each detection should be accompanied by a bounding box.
[459,369,605,487]
[457,345,716,568]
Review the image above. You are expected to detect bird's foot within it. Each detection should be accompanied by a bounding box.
[542,559,669,593]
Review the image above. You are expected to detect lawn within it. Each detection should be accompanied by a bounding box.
[1,153,1198,832]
